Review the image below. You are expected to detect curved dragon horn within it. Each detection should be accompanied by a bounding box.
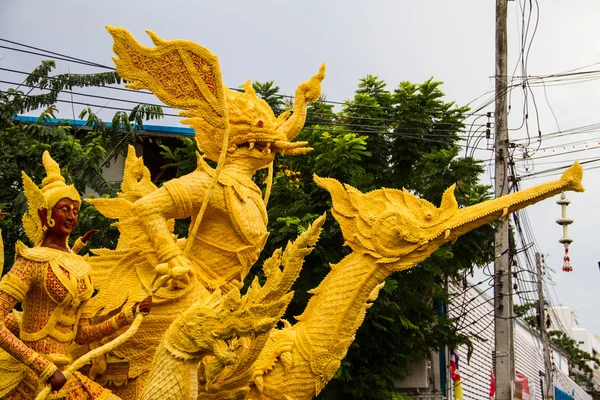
[314,174,357,218]
[439,184,459,213]
[279,64,326,141]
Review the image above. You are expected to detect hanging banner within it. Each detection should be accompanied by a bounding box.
[514,372,531,400]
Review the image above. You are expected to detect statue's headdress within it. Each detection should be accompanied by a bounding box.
[22,151,81,244]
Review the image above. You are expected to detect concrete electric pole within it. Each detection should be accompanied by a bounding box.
[494,0,515,399]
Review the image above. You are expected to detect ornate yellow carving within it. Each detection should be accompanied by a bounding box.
[107,26,227,130]
[245,165,583,399]
[73,28,586,400]
[79,27,326,399]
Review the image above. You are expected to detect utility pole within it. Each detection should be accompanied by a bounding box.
[536,252,554,400]
[494,0,515,399]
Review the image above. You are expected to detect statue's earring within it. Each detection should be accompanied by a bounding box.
[38,207,50,235]
[47,218,55,228]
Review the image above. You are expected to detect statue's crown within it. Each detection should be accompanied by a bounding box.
[22,151,81,244]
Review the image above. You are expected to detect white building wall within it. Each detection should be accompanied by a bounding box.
[100,153,126,185]
[447,283,495,400]
[448,283,592,400]
[84,154,126,198]
[549,306,579,334]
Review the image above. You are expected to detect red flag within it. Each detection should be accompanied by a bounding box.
[490,369,496,400]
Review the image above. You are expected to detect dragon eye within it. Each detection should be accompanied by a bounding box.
[257,120,264,128]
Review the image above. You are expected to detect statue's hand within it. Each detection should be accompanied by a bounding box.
[153,256,193,291]
[81,229,99,244]
[132,295,153,315]
[47,370,67,391]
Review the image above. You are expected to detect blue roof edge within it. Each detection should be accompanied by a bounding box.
[13,115,195,137]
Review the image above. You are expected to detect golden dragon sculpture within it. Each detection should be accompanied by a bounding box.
[82,26,324,397]
[66,28,584,399]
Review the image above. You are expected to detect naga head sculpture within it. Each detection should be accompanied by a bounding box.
[106,26,324,169]
[189,69,325,168]
[315,162,584,271]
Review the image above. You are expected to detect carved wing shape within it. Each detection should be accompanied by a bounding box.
[106,26,227,128]
[21,172,47,244]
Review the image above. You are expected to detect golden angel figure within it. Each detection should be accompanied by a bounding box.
[0,151,151,399]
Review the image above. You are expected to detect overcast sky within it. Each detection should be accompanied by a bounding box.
[1,1,599,336]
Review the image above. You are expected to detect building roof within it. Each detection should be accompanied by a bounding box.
[14,115,195,137]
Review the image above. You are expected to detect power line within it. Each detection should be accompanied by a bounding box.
[0,78,174,112]
[0,89,164,115]
[1,89,494,149]
[512,122,600,143]
[517,157,600,179]
[0,44,114,69]
[0,66,491,132]
[0,76,497,149]
[0,39,492,117]
[520,145,600,162]
[0,38,113,69]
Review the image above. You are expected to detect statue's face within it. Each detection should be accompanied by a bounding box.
[48,198,80,238]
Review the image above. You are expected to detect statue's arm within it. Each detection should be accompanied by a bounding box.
[71,230,99,254]
[133,172,209,266]
[0,258,57,381]
[74,305,135,345]
[4,311,20,335]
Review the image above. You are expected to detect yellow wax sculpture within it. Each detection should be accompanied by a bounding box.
[0,27,585,400]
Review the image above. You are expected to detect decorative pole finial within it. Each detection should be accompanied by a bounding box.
[556,193,573,272]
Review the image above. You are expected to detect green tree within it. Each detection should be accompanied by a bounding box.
[341,75,392,188]
[252,80,286,117]
[250,77,494,399]
[549,330,600,393]
[0,61,163,273]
